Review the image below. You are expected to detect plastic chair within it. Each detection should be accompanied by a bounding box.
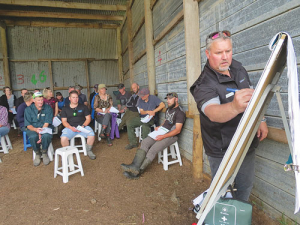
[23,132,32,151]
[94,120,103,141]
[32,142,54,161]
[54,146,84,183]
[70,134,87,156]
[11,120,17,130]
[0,135,12,154]
[158,141,182,171]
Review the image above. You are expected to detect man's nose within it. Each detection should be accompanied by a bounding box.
[221,51,227,59]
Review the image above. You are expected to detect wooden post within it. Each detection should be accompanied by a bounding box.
[127,3,134,84]
[144,0,156,95]
[85,60,90,106]
[48,60,54,91]
[183,0,203,180]
[0,23,11,88]
[117,27,123,83]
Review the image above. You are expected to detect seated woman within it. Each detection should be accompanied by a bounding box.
[0,86,16,123]
[0,98,11,138]
[56,92,65,114]
[43,87,58,117]
[93,84,113,146]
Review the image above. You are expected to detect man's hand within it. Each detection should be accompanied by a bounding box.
[70,126,80,132]
[35,128,43,133]
[148,111,155,116]
[155,135,165,141]
[154,126,160,131]
[105,108,110,114]
[257,121,268,141]
[231,89,254,114]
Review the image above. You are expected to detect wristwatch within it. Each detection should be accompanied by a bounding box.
[261,117,267,122]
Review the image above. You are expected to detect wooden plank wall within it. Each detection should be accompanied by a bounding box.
[199,0,300,223]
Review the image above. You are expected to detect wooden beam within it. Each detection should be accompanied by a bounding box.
[0,10,124,21]
[121,46,128,56]
[120,14,127,31]
[183,0,201,115]
[127,4,134,84]
[0,0,127,11]
[267,126,288,144]
[117,27,123,83]
[144,0,156,95]
[192,114,204,181]
[0,26,11,87]
[8,58,117,62]
[48,60,54,92]
[4,20,118,29]
[150,0,158,10]
[84,60,90,107]
[133,49,146,65]
[131,17,145,41]
[153,10,184,46]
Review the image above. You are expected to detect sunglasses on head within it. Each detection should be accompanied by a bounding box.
[73,108,77,117]
[208,30,231,40]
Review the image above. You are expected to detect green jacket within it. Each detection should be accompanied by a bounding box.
[24,103,53,128]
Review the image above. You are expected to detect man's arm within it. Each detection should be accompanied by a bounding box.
[82,115,91,127]
[257,120,268,141]
[155,123,183,141]
[61,117,79,132]
[140,102,165,116]
[205,89,254,123]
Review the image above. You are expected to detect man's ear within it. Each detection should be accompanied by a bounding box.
[205,49,210,60]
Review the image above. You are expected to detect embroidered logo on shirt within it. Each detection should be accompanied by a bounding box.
[166,110,175,124]
[78,110,83,113]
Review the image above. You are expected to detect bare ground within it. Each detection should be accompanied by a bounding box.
[0,129,280,225]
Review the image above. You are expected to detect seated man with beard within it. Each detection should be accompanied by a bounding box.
[121,92,186,179]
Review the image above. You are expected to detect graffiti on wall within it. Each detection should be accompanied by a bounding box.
[31,70,47,85]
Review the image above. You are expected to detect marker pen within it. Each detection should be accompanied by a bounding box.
[226,88,239,93]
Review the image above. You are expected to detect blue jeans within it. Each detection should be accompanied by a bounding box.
[0,126,10,137]
[207,149,256,201]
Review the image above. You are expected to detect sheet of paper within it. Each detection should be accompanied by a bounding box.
[10,108,17,115]
[148,126,169,139]
[76,125,90,134]
[52,116,62,127]
[39,127,52,134]
[140,115,153,123]
[109,106,119,113]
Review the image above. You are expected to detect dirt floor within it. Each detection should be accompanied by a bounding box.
[0,129,280,225]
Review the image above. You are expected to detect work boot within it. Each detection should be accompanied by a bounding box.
[33,153,41,166]
[121,149,146,174]
[99,128,106,139]
[123,171,140,180]
[139,157,152,174]
[107,137,113,146]
[125,143,138,150]
[86,144,96,160]
[42,153,50,165]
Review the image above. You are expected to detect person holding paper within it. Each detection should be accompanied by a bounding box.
[190,30,268,201]
[24,92,53,166]
[60,90,96,160]
[125,88,165,150]
[17,92,33,131]
[116,83,131,113]
[93,84,113,146]
[121,92,186,179]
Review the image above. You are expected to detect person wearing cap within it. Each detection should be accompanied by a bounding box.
[190,30,268,201]
[94,84,113,146]
[118,82,140,131]
[75,85,88,107]
[17,92,33,131]
[125,87,165,150]
[116,83,131,114]
[64,86,84,107]
[24,92,53,166]
[121,92,186,179]
[90,84,98,106]
[61,90,96,160]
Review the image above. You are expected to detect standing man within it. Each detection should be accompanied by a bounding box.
[118,83,140,131]
[15,88,28,111]
[24,92,53,166]
[121,92,185,179]
[125,88,165,150]
[190,30,268,201]
[60,90,96,160]
[116,83,131,113]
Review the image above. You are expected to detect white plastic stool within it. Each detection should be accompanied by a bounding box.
[139,124,156,142]
[94,120,103,141]
[158,141,182,171]
[70,134,87,156]
[53,126,58,135]
[54,146,84,183]
[135,127,140,138]
[33,142,54,161]
[11,120,17,130]
[0,135,12,154]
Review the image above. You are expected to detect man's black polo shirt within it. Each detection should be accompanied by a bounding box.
[190,59,259,158]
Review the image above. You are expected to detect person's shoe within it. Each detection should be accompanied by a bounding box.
[33,153,41,166]
[87,150,96,160]
[125,144,138,150]
[107,138,113,147]
[123,171,140,180]
[42,153,50,165]
[121,149,146,174]
[139,157,152,174]
[99,129,106,139]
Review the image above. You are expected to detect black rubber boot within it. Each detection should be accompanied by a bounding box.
[121,149,146,174]
[139,157,152,174]
[107,137,113,146]
[123,158,152,180]
[123,171,140,180]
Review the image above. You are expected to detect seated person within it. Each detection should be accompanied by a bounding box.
[0,98,11,138]
[24,92,53,166]
[121,92,186,179]
[90,84,98,106]
[116,83,131,113]
[125,88,165,150]
[17,92,33,131]
[15,88,28,111]
[43,87,58,117]
[75,85,88,107]
[64,86,83,106]
[56,92,65,114]
[94,84,113,146]
[118,83,140,131]
[60,90,96,160]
